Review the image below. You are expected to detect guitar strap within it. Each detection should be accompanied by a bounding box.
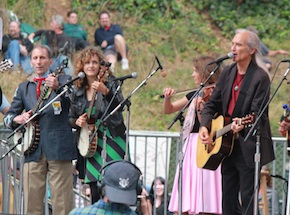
[231,61,256,119]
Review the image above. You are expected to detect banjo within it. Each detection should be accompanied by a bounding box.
[78,61,111,158]
[14,59,68,155]
[0,59,13,72]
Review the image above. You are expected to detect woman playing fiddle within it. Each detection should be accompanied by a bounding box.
[68,46,127,203]
[163,56,222,215]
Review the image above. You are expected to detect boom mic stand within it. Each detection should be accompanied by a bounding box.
[103,65,162,123]
[89,64,161,175]
[244,64,290,215]
[167,63,221,215]
[89,79,126,170]
[1,85,72,215]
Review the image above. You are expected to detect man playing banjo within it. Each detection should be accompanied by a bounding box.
[4,44,77,215]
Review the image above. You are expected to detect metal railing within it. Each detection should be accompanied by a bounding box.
[0,128,288,215]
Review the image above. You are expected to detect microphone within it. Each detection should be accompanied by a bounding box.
[208,52,235,65]
[281,59,290,63]
[155,55,167,77]
[112,72,138,81]
[58,72,85,90]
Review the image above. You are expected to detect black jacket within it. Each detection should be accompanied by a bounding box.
[69,76,126,139]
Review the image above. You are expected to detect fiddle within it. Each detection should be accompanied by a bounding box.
[158,83,216,99]
[199,84,216,102]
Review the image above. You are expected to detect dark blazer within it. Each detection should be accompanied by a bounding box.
[4,73,77,162]
[68,75,126,139]
[201,60,275,167]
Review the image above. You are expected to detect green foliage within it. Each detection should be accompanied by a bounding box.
[1,0,289,134]
[191,0,290,43]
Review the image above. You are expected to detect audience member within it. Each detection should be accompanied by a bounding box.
[2,21,33,74]
[69,160,140,215]
[68,46,127,204]
[94,11,129,72]
[199,30,275,215]
[0,87,10,115]
[28,15,73,75]
[163,56,222,215]
[4,44,77,215]
[140,176,172,215]
[64,10,89,52]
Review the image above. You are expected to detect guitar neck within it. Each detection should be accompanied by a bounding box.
[216,123,232,138]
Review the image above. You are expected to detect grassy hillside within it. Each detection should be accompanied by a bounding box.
[1,0,290,136]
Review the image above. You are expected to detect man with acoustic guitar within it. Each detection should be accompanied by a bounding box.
[4,44,77,215]
[199,29,275,215]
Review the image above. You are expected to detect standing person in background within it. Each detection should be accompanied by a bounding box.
[4,44,77,215]
[64,10,89,52]
[0,87,10,115]
[163,56,222,215]
[2,21,33,74]
[28,15,73,75]
[199,30,275,215]
[68,46,128,204]
[94,11,129,72]
[140,176,172,215]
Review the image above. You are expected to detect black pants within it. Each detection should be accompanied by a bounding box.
[221,141,256,215]
[89,181,102,203]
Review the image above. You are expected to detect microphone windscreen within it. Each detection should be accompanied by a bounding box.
[161,69,167,77]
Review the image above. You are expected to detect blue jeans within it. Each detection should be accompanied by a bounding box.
[5,40,33,75]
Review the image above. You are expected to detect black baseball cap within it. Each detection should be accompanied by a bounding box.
[103,161,141,205]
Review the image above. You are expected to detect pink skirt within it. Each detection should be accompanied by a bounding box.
[168,133,222,214]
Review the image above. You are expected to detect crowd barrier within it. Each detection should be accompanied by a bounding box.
[0,127,288,215]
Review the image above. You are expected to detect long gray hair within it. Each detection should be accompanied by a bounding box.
[235,28,269,76]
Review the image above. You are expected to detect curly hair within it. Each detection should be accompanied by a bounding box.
[74,46,112,89]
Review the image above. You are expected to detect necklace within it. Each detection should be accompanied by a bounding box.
[233,73,245,91]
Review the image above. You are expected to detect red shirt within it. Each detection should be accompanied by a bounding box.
[228,72,245,116]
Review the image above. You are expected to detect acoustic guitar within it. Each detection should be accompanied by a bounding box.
[196,113,254,170]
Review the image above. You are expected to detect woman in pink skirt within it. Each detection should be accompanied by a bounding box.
[163,56,223,215]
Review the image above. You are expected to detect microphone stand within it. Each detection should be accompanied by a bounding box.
[244,65,290,215]
[89,64,161,174]
[103,66,161,123]
[89,80,125,170]
[1,85,71,215]
[167,63,221,215]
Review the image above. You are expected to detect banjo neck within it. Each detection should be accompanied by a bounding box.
[86,62,110,120]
